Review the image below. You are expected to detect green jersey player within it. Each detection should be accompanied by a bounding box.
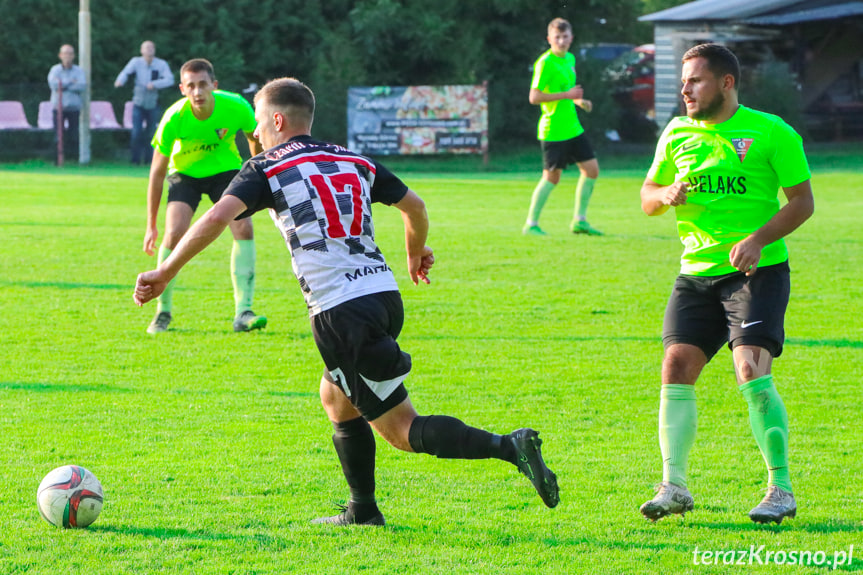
[638,44,814,525]
[144,58,266,334]
[524,17,601,236]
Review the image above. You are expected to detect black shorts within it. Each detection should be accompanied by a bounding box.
[662,261,790,360]
[312,291,411,421]
[166,170,240,211]
[541,133,595,171]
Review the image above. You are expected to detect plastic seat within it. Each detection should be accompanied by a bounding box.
[37,101,56,129]
[0,101,33,129]
[123,101,134,129]
[89,101,122,129]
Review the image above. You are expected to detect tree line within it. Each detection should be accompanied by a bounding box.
[1,0,666,147]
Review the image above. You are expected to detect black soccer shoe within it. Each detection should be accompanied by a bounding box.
[509,428,560,508]
[311,503,385,526]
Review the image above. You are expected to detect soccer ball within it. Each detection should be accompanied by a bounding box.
[37,465,104,528]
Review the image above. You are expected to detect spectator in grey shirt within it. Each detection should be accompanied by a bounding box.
[48,44,86,163]
[115,40,174,165]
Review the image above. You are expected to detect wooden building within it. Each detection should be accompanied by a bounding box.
[640,0,863,138]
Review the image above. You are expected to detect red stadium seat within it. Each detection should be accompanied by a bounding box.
[89,101,122,129]
[0,101,33,129]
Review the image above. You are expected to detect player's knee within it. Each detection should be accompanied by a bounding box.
[370,407,417,453]
[733,346,772,383]
[544,170,562,185]
[382,430,413,452]
[735,359,757,382]
[735,358,769,383]
[230,218,254,240]
[160,233,182,249]
[582,166,599,179]
[578,159,599,179]
[661,346,703,385]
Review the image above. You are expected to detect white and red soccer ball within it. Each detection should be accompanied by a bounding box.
[37,465,104,528]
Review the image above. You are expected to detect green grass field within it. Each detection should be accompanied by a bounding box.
[1,150,862,574]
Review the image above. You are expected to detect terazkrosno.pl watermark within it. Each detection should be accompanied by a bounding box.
[693,545,854,570]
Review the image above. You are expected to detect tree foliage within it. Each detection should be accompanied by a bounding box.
[1,0,649,146]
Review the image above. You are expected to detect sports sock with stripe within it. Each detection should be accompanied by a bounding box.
[231,239,256,315]
[739,375,792,492]
[659,384,697,488]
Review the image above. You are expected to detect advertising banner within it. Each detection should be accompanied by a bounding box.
[347,84,488,156]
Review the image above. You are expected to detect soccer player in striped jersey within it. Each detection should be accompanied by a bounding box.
[135,77,560,525]
[638,44,814,524]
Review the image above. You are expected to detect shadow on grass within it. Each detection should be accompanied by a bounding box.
[0,221,86,226]
[413,334,660,343]
[0,381,132,393]
[691,518,863,534]
[0,280,126,290]
[787,338,863,349]
[90,523,279,545]
[412,333,863,349]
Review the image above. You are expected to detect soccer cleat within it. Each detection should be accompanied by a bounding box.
[509,428,559,508]
[522,225,548,236]
[749,485,796,525]
[571,220,603,236]
[640,482,694,522]
[311,503,385,526]
[233,310,267,332]
[146,311,172,334]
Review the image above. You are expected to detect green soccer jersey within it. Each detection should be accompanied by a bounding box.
[531,50,584,141]
[152,90,257,178]
[648,105,810,276]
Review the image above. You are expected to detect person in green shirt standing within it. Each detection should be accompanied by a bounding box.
[524,17,601,236]
[638,43,814,525]
[144,58,266,334]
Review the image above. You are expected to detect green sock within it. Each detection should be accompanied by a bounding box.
[659,384,697,489]
[231,239,256,315]
[574,175,597,220]
[739,375,792,492]
[526,178,555,226]
[156,246,175,314]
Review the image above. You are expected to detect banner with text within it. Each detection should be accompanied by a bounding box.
[347,84,488,155]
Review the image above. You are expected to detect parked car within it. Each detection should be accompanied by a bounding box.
[578,43,636,62]
[605,44,657,141]
[606,44,655,116]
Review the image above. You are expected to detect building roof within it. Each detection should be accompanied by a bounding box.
[745,1,863,25]
[640,0,811,22]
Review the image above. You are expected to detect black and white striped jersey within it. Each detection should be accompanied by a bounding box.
[224,135,408,315]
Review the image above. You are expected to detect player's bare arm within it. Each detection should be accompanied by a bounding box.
[393,189,434,285]
[574,99,593,112]
[730,179,814,276]
[528,85,584,105]
[135,195,248,305]
[640,178,689,215]
[144,151,171,256]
